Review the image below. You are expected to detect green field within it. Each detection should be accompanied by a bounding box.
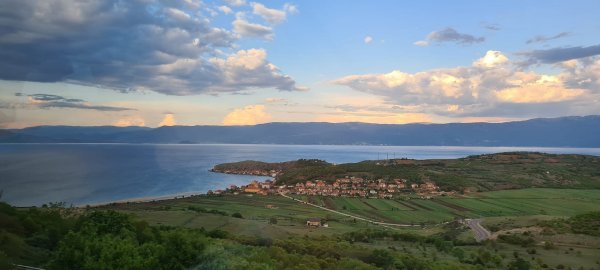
[104,188,600,239]
[285,188,600,224]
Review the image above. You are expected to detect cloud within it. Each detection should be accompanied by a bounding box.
[233,13,274,39]
[251,2,287,24]
[222,104,272,125]
[225,0,246,7]
[526,32,571,44]
[413,41,429,46]
[333,50,600,119]
[283,3,298,14]
[364,36,373,44]
[483,24,500,31]
[473,50,509,68]
[115,116,146,127]
[265,97,288,103]
[209,49,308,92]
[315,113,432,124]
[519,44,600,65]
[494,75,586,103]
[414,27,485,46]
[218,6,233,14]
[17,93,134,111]
[0,0,302,96]
[159,113,176,126]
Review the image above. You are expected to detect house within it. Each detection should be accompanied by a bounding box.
[244,180,261,193]
[306,217,322,227]
[305,181,315,188]
[260,182,271,189]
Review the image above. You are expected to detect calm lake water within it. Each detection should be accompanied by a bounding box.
[1,143,600,206]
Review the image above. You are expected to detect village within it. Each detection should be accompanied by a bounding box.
[207,176,449,199]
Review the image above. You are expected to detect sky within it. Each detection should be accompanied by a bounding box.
[1,0,600,128]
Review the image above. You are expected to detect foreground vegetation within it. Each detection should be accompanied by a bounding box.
[214,152,600,191]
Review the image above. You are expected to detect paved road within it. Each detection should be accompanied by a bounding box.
[465,219,491,242]
[278,192,449,228]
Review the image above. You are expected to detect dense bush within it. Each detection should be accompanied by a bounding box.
[497,234,535,247]
[569,211,600,236]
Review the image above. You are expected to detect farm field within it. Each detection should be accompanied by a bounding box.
[103,188,600,238]
[290,188,600,224]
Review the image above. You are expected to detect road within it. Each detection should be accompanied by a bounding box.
[278,192,449,228]
[465,218,491,242]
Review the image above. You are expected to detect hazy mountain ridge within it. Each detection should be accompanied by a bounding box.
[2,115,600,147]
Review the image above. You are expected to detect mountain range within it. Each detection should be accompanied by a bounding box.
[2,115,600,147]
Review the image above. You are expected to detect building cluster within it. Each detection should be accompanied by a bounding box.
[209,176,443,198]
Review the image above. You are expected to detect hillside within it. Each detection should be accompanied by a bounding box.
[213,152,600,191]
[3,115,600,147]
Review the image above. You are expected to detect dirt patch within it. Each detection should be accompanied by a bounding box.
[432,199,471,212]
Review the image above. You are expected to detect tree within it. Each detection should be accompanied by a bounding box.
[509,258,531,270]
[367,249,395,269]
[232,212,243,219]
[269,217,278,224]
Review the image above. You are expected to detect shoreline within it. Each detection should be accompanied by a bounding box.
[84,191,211,207]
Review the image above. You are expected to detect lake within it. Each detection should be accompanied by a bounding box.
[1,143,600,206]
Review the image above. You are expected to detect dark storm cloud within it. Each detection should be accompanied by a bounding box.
[520,44,600,65]
[0,0,304,95]
[16,93,134,111]
[526,32,571,44]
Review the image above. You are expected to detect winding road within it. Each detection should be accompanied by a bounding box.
[279,192,492,241]
[465,218,491,242]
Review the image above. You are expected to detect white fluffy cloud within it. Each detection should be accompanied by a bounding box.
[333,51,600,118]
[251,2,287,24]
[225,0,247,7]
[222,104,272,125]
[159,113,177,126]
[115,116,146,127]
[233,13,274,39]
[218,5,233,14]
[209,49,307,92]
[250,2,297,25]
[473,50,509,68]
[364,36,373,44]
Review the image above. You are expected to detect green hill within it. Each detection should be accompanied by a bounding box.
[214,152,600,191]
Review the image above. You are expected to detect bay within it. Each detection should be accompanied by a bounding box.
[1,143,599,206]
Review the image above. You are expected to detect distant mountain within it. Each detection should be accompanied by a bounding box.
[3,115,600,147]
